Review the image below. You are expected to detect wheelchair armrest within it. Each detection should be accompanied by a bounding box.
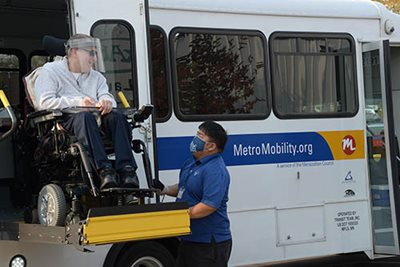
[134,104,153,122]
[27,109,63,126]
[119,105,153,123]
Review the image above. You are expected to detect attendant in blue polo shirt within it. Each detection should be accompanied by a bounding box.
[160,121,232,267]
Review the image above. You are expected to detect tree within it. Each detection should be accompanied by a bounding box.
[176,33,261,115]
[374,0,400,14]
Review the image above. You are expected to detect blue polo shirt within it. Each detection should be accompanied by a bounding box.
[176,153,231,243]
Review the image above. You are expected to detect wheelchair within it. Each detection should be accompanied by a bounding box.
[17,103,158,226]
[5,35,161,227]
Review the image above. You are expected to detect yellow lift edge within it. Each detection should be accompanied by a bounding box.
[83,202,190,245]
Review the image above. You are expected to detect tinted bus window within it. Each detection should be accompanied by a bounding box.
[171,29,268,120]
[150,27,170,121]
[0,53,21,105]
[30,55,51,69]
[271,33,357,118]
[92,21,137,108]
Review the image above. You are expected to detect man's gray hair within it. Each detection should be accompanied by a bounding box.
[65,33,97,55]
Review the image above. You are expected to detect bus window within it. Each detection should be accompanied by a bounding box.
[30,53,51,70]
[0,51,24,105]
[92,21,137,108]
[150,26,170,121]
[270,33,357,118]
[171,28,268,121]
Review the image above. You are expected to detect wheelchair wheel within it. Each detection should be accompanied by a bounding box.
[38,184,67,226]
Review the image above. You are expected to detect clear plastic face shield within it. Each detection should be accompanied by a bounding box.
[65,37,105,73]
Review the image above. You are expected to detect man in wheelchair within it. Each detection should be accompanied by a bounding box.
[34,33,139,191]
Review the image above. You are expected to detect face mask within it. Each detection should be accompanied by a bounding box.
[190,136,206,153]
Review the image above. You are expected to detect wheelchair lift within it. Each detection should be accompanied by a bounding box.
[1,202,190,251]
[0,89,190,250]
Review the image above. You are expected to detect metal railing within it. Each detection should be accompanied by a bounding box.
[0,89,17,142]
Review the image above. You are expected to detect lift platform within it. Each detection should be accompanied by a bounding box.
[0,202,190,250]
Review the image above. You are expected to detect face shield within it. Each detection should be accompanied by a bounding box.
[65,37,105,73]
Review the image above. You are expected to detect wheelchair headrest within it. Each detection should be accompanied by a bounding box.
[42,35,67,56]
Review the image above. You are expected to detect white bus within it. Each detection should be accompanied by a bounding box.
[1,0,400,266]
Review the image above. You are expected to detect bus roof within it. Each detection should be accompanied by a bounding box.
[149,0,386,19]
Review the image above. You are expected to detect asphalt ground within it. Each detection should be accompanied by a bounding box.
[252,252,400,267]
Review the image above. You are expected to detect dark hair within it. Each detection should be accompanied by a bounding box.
[199,121,228,152]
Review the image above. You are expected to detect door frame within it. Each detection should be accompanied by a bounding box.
[362,40,400,254]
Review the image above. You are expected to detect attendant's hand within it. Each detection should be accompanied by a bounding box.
[96,99,113,115]
[152,179,165,193]
[157,183,179,197]
[81,96,96,107]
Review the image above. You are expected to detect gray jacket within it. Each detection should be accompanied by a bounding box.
[34,57,116,110]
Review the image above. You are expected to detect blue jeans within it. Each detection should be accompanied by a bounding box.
[61,110,137,171]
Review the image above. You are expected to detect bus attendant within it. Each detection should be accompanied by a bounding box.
[159,121,232,267]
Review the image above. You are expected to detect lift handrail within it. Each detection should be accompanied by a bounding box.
[0,89,17,142]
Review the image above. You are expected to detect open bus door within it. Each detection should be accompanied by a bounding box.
[362,40,400,255]
[69,0,155,185]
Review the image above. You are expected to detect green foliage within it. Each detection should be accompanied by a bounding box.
[176,34,258,115]
[0,54,19,69]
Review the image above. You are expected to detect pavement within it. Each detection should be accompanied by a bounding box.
[255,252,400,267]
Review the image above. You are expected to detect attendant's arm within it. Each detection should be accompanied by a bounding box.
[189,202,217,219]
[193,167,228,219]
[162,183,179,197]
[162,184,216,218]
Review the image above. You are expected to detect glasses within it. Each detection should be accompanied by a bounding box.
[80,48,97,57]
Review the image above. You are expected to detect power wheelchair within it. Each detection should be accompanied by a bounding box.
[10,36,161,227]
[17,103,158,226]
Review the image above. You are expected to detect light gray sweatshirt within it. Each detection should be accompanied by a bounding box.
[34,57,116,110]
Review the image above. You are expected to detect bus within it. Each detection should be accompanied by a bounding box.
[1,0,400,266]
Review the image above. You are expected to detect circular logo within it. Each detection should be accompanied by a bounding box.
[342,135,356,155]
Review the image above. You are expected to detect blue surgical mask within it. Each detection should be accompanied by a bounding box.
[190,136,206,153]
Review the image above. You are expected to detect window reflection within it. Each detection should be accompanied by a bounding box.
[31,55,51,69]
[0,54,20,105]
[150,28,169,120]
[174,31,267,117]
[271,35,357,117]
[92,23,136,108]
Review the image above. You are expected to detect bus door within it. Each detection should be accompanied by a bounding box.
[69,0,155,185]
[363,40,400,255]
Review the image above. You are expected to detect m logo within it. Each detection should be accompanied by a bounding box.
[342,135,356,155]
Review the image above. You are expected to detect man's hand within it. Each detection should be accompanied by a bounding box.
[96,99,113,115]
[81,96,96,107]
[152,179,165,191]
[155,183,179,197]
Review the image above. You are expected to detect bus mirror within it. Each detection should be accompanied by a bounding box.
[0,90,17,142]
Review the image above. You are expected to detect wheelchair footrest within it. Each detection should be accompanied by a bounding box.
[100,187,157,198]
[82,202,190,245]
